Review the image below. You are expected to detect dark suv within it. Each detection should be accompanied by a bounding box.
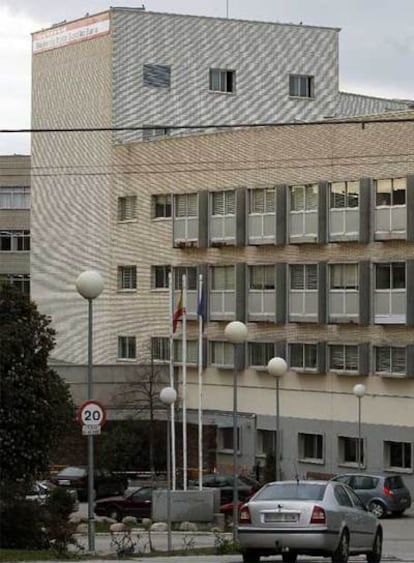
[332,473,412,518]
[52,466,128,501]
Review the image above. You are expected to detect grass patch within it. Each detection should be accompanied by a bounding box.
[0,550,64,561]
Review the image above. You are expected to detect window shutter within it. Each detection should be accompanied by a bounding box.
[290,186,304,211]
[306,185,318,211]
[318,182,327,244]
[307,264,318,290]
[275,341,286,359]
[392,348,406,375]
[251,189,265,213]
[198,191,208,248]
[318,262,327,324]
[407,260,414,326]
[276,262,287,324]
[359,178,372,243]
[175,194,187,217]
[234,343,246,370]
[290,265,304,289]
[212,192,224,215]
[406,345,414,377]
[235,262,246,322]
[358,343,370,375]
[359,261,370,325]
[276,185,287,244]
[317,342,326,374]
[187,193,198,217]
[226,191,236,215]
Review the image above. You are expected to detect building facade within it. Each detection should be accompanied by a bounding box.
[30,9,414,485]
[0,155,31,294]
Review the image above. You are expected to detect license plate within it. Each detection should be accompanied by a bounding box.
[58,479,71,486]
[265,513,298,523]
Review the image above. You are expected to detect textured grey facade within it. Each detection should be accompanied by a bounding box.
[30,9,414,489]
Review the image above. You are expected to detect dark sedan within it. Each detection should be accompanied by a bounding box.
[95,486,154,521]
[51,466,127,501]
[190,473,260,504]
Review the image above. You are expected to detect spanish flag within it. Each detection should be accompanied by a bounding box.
[173,290,185,333]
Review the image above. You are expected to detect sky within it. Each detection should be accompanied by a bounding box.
[0,0,413,154]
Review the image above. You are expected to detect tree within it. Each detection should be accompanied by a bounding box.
[0,285,75,488]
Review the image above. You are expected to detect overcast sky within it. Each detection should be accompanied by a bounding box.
[1,0,413,154]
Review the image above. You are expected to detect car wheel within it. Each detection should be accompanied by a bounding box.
[332,530,349,563]
[108,508,122,522]
[282,553,297,563]
[242,549,260,563]
[368,501,386,519]
[366,529,382,563]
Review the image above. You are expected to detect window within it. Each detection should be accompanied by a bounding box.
[174,339,198,364]
[212,190,235,216]
[375,263,406,290]
[375,346,406,376]
[175,193,197,218]
[257,429,275,455]
[174,266,197,290]
[211,266,234,290]
[117,266,137,290]
[118,196,137,221]
[143,127,170,141]
[289,343,317,371]
[330,182,359,208]
[152,265,171,289]
[384,441,412,470]
[375,177,406,206]
[249,265,275,290]
[330,264,358,290]
[211,341,234,366]
[0,186,30,209]
[152,195,172,218]
[338,436,364,466]
[329,345,358,372]
[151,337,170,362]
[143,64,171,88]
[290,264,318,290]
[209,68,235,93]
[117,336,136,360]
[0,274,30,294]
[289,74,314,98]
[298,433,323,461]
[290,185,318,211]
[249,342,274,368]
[249,188,275,213]
[0,230,30,251]
[219,426,240,451]
[334,485,353,507]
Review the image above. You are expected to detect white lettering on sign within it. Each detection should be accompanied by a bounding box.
[32,13,110,53]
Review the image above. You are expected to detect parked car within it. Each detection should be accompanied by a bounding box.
[331,473,412,518]
[95,486,154,521]
[238,480,382,563]
[26,480,79,510]
[189,473,260,504]
[51,466,127,501]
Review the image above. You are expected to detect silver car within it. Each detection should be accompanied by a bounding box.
[238,480,382,563]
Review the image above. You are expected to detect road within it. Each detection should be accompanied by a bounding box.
[73,503,414,561]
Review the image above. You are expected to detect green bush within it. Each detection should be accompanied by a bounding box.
[43,487,77,555]
[0,498,48,549]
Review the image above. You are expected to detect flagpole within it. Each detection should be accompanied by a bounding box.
[182,273,188,491]
[198,274,203,491]
[168,271,176,490]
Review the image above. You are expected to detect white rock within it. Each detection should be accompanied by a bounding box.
[110,522,127,533]
[179,521,198,531]
[151,521,168,532]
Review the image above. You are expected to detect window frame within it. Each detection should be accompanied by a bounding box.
[117,336,136,360]
[0,273,30,294]
[0,230,30,252]
[248,342,275,369]
[374,346,406,377]
[384,440,412,472]
[375,177,406,207]
[152,194,172,219]
[151,336,170,363]
[328,344,359,374]
[288,343,318,373]
[298,432,324,463]
[209,68,236,94]
[210,340,234,368]
[117,265,137,291]
[338,435,365,467]
[151,265,171,290]
[117,195,137,222]
[289,74,314,99]
[329,181,360,209]
[143,63,171,89]
[218,426,240,452]
[0,186,30,209]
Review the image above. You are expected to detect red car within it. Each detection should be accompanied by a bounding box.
[94,486,154,521]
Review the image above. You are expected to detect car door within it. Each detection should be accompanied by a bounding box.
[127,487,153,519]
[350,475,378,508]
[334,484,361,549]
[345,485,376,549]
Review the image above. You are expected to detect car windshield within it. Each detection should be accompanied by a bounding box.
[254,483,326,501]
[58,467,86,477]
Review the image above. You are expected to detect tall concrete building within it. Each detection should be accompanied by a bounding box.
[30,9,414,484]
[0,155,31,294]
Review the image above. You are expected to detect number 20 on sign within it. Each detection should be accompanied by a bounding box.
[77,400,107,428]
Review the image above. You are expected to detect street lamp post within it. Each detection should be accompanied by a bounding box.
[224,320,248,542]
[75,270,104,553]
[160,386,177,553]
[267,357,288,481]
[353,383,366,470]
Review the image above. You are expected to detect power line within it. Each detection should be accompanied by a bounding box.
[1,115,414,134]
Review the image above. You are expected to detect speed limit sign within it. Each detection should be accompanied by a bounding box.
[77,400,107,428]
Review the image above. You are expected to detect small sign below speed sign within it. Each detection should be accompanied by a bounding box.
[77,400,107,427]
